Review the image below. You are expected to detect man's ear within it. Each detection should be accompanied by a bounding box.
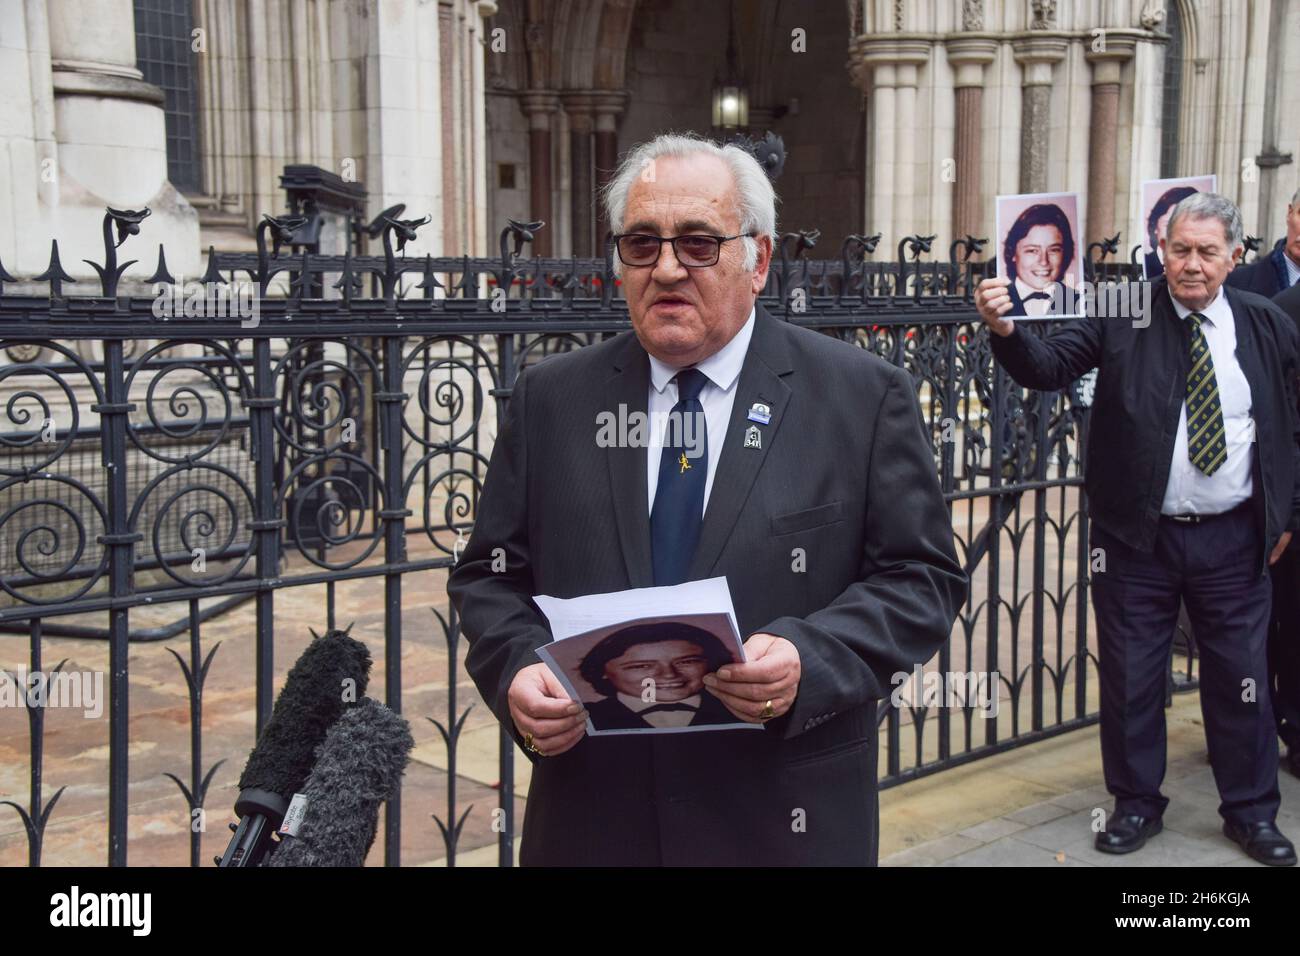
[1231,243,1243,267]
[751,234,773,294]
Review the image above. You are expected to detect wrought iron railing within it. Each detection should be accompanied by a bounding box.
[0,207,1181,866]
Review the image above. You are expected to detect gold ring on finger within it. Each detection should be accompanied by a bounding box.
[760,699,775,721]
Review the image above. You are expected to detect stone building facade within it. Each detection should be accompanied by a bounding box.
[0,0,494,277]
[0,1,1295,271]
[487,0,1300,259]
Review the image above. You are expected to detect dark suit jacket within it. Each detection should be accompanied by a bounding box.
[447,303,966,865]
[1273,283,1300,551]
[1275,281,1300,335]
[1226,238,1294,299]
[584,692,741,732]
[1007,279,1079,317]
[991,277,1300,569]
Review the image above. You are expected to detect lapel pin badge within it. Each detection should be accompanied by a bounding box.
[747,402,772,425]
[744,424,762,449]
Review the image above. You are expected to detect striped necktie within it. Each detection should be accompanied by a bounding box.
[1186,312,1227,476]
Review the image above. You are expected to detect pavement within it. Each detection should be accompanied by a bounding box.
[879,690,1300,867]
[3,551,1295,867]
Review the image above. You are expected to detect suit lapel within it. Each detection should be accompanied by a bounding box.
[688,304,794,579]
[604,333,654,588]
[604,305,796,587]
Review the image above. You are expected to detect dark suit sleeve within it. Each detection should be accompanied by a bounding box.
[1274,304,1300,533]
[988,313,1103,391]
[446,367,551,753]
[758,364,967,739]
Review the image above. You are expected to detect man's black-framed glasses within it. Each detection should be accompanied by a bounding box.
[613,233,752,268]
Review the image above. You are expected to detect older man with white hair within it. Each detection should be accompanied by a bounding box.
[976,192,1300,866]
[448,132,965,865]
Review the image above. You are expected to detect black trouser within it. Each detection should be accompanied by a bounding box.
[1091,504,1281,825]
[1269,546,1300,752]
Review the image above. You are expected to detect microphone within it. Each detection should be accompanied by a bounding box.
[217,627,372,867]
[265,697,413,867]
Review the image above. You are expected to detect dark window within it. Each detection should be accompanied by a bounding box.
[498,163,517,190]
[133,0,202,192]
[1159,1,1184,179]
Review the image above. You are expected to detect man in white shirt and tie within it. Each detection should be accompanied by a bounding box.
[977,192,1300,866]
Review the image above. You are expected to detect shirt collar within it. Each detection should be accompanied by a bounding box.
[1168,283,1228,326]
[616,691,702,713]
[648,304,756,395]
[1285,249,1300,287]
[1014,277,1052,299]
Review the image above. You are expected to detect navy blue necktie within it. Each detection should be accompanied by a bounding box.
[651,368,709,586]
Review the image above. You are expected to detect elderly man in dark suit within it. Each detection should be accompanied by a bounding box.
[1226,188,1300,298]
[976,192,1300,866]
[447,132,966,866]
[1271,279,1300,779]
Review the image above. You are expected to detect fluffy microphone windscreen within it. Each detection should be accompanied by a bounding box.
[237,629,373,798]
[266,697,414,867]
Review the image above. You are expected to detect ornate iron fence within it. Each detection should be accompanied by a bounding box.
[0,208,1178,866]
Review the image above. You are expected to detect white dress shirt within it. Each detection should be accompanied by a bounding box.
[614,691,702,728]
[1285,248,1300,289]
[646,305,756,516]
[1015,277,1055,317]
[1161,285,1254,515]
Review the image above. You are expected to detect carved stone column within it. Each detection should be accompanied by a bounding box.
[946,35,998,242]
[851,37,932,242]
[562,91,596,258]
[1085,34,1137,245]
[46,0,199,271]
[519,89,560,256]
[591,90,627,250]
[1011,34,1069,193]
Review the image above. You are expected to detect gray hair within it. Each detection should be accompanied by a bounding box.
[1292,187,1300,207]
[1166,192,1244,250]
[601,132,777,273]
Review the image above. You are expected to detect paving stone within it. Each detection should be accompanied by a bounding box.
[957,816,1026,843]
[1048,785,1111,812]
[1013,808,1103,852]
[940,838,1095,867]
[1003,799,1074,826]
[1052,826,1242,868]
[881,832,984,867]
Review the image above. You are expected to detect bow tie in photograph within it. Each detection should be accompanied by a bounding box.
[1023,291,1052,301]
[639,702,699,714]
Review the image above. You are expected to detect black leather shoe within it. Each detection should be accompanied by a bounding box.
[1223,820,1297,866]
[1095,813,1163,854]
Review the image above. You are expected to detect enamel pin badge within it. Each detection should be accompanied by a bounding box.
[747,402,771,425]
[744,425,762,449]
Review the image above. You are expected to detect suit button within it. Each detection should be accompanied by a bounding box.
[803,719,815,731]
